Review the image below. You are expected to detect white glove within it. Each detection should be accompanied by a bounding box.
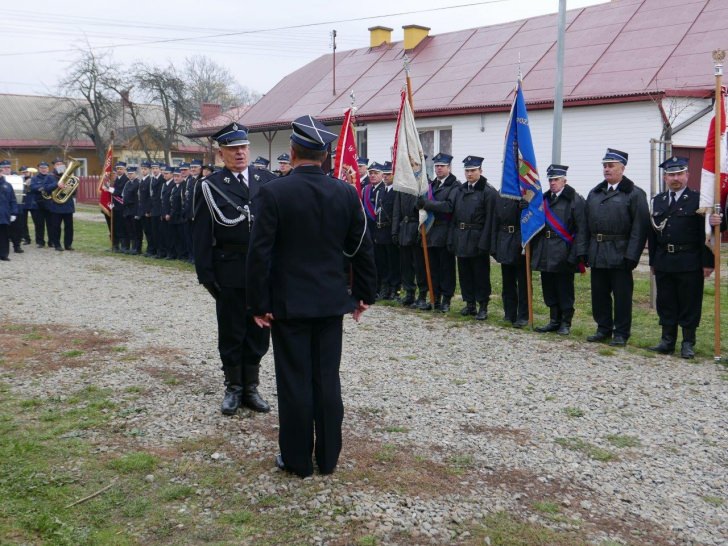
[10,215,16,222]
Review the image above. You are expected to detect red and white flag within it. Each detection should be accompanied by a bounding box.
[98,143,113,216]
[699,89,728,236]
[333,108,361,196]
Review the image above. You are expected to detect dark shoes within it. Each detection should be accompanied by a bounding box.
[220,388,243,415]
[680,341,695,359]
[475,304,488,321]
[54,246,64,252]
[557,324,571,336]
[242,387,271,413]
[275,454,287,471]
[461,303,476,316]
[416,299,432,311]
[536,321,560,333]
[13,246,24,253]
[0,256,9,261]
[587,331,611,343]
[609,336,627,347]
[65,247,74,251]
[648,340,675,355]
[440,298,451,313]
[512,319,528,329]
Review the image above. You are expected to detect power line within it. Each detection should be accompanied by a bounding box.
[0,1,506,58]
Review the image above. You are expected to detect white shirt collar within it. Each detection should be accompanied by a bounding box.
[670,187,686,201]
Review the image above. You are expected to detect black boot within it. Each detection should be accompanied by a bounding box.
[440,296,451,313]
[389,288,400,302]
[242,365,271,413]
[221,366,243,415]
[416,291,432,311]
[475,302,488,321]
[680,327,696,359]
[536,307,561,333]
[557,309,573,336]
[461,302,476,316]
[648,325,677,355]
[433,295,442,311]
[401,290,415,307]
[410,290,426,309]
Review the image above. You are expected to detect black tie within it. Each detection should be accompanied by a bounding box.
[608,186,616,193]
[550,193,557,204]
[238,174,245,187]
[670,191,676,206]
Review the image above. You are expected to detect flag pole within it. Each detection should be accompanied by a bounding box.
[712,49,724,361]
[404,59,436,309]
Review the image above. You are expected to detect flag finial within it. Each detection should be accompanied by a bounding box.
[403,54,411,75]
[349,89,357,113]
[714,49,725,76]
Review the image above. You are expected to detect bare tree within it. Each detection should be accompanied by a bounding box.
[54,48,121,164]
[184,55,261,117]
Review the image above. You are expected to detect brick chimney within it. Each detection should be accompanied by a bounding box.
[402,25,430,50]
[200,103,222,122]
[368,26,393,47]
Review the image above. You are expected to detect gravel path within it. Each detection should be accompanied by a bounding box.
[2,246,727,545]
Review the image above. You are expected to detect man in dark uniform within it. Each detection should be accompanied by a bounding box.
[416,152,460,312]
[169,168,186,260]
[138,161,153,256]
[29,161,52,248]
[363,162,385,297]
[192,123,275,415]
[585,148,649,346]
[276,153,292,176]
[378,163,400,300]
[0,169,18,261]
[122,165,141,255]
[159,165,176,259]
[183,159,202,263]
[112,161,129,253]
[1,160,23,254]
[149,162,164,258]
[532,165,588,335]
[252,156,270,171]
[357,157,370,188]
[43,158,76,251]
[17,166,31,245]
[648,157,714,359]
[247,115,377,478]
[450,156,497,319]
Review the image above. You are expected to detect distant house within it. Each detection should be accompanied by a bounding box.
[193,0,726,197]
[0,93,205,175]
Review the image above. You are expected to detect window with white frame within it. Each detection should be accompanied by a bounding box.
[418,127,452,179]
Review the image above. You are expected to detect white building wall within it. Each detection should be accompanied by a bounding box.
[669,97,712,148]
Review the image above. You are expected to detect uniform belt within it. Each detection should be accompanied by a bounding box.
[593,233,628,242]
[433,220,448,226]
[402,216,411,223]
[377,222,392,227]
[662,242,700,253]
[215,243,248,252]
[501,225,519,233]
[459,223,484,230]
[544,230,557,239]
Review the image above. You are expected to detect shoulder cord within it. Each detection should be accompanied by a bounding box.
[649,197,669,233]
[201,180,250,227]
[344,198,368,258]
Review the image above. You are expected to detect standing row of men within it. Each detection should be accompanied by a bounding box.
[357,148,715,358]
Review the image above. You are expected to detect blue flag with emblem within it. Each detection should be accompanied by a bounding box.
[500,79,545,248]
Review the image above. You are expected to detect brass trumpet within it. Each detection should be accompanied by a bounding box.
[42,158,82,204]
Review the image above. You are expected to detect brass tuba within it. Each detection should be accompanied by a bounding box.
[43,158,82,204]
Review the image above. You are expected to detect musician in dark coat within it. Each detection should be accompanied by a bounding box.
[532,165,588,335]
[490,194,528,327]
[122,165,141,255]
[192,122,275,416]
[0,172,18,261]
[648,157,714,359]
[112,162,129,252]
[416,153,460,312]
[29,161,52,247]
[43,158,76,251]
[159,166,175,259]
[585,148,649,346]
[247,115,377,478]
[392,172,427,307]
[449,156,497,320]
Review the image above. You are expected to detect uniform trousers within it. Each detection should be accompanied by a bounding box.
[399,244,426,293]
[30,208,47,245]
[9,216,23,248]
[501,260,528,322]
[373,243,389,292]
[148,215,160,255]
[171,223,186,258]
[458,255,491,305]
[271,315,344,478]
[184,222,193,258]
[427,246,456,298]
[384,243,401,291]
[215,285,270,385]
[141,216,154,254]
[158,219,171,257]
[0,224,8,258]
[540,271,576,316]
[124,216,138,251]
[654,269,704,329]
[590,267,634,339]
[48,213,73,249]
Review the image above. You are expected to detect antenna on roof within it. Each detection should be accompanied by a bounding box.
[349,89,357,113]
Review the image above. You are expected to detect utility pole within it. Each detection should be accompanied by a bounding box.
[331,30,337,96]
[552,0,566,163]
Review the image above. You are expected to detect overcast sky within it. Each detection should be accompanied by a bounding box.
[0,0,608,99]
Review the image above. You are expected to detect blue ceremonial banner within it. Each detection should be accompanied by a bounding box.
[500,80,545,248]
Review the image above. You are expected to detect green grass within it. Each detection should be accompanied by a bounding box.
[606,434,641,448]
[563,407,585,418]
[702,495,724,506]
[61,349,84,358]
[471,511,587,545]
[555,437,617,462]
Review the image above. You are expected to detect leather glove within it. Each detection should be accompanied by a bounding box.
[203,281,222,300]
[416,196,426,209]
[623,258,638,270]
[391,234,399,245]
[518,199,529,210]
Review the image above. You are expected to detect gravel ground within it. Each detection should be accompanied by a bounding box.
[2,245,727,545]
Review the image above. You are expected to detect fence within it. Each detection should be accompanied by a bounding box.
[76,176,102,205]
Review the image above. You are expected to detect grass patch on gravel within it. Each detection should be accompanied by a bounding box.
[555,437,617,462]
[470,511,588,545]
[605,434,641,448]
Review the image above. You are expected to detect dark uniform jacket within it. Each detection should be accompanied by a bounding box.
[0,176,18,224]
[421,173,460,247]
[42,174,75,214]
[113,174,128,211]
[138,175,152,216]
[122,176,140,218]
[373,184,395,245]
[447,176,497,257]
[183,176,196,221]
[648,187,714,272]
[192,166,274,288]
[169,182,185,224]
[585,176,649,269]
[532,184,588,272]
[29,173,54,210]
[247,164,377,319]
[490,195,524,265]
[392,191,421,246]
[150,174,164,217]
[160,180,174,217]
